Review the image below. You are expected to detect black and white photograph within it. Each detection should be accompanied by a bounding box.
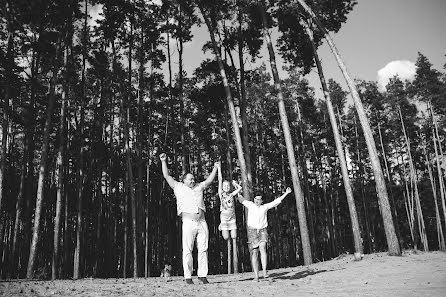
[0,0,445,296]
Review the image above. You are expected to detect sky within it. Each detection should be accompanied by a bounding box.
[175,0,446,100]
[90,0,446,102]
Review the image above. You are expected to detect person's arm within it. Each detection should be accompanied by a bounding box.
[202,161,220,188]
[236,193,246,204]
[237,194,256,212]
[230,180,242,197]
[159,153,177,189]
[264,187,292,210]
[217,165,223,197]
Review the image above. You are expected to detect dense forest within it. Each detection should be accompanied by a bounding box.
[0,0,445,281]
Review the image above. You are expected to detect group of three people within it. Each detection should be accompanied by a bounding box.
[159,153,292,284]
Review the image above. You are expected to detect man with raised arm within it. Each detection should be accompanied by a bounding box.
[159,153,219,285]
[236,187,292,282]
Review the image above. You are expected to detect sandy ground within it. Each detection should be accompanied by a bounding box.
[1,250,445,297]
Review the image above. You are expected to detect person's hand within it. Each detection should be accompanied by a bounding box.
[159,153,167,161]
[285,187,292,194]
[214,161,221,169]
[232,180,240,187]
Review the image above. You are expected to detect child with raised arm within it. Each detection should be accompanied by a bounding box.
[217,166,242,266]
[237,187,292,281]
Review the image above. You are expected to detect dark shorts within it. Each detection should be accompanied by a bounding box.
[247,227,268,250]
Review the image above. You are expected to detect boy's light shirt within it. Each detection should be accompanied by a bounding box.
[242,198,283,229]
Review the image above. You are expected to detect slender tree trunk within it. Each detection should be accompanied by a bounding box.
[123,179,128,278]
[237,7,253,204]
[73,72,85,280]
[22,34,40,279]
[145,161,151,277]
[422,136,446,251]
[26,33,63,279]
[377,122,391,182]
[303,19,362,259]
[377,121,402,250]
[136,24,145,278]
[398,107,428,251]
[11,135,28,278]
[259,3,312,265]
[125,17,138,277]
[429,102,446,225]
[353,116,373,253]
[73,2,88,279]
[52,38,70,280]
[63,159,69,278]
[296,0,400,256]
[0,0,13,215]
[432,125,446,239]
[177,6,189,176]
[198,4,250,202]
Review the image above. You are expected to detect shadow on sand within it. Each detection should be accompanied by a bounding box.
[234,268,334,283]
[268,269,329,280]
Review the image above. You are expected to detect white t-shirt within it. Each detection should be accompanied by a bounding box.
[173,182,206,216]
[242,198,283,229]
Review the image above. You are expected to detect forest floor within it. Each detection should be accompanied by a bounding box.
[1,250,445,297]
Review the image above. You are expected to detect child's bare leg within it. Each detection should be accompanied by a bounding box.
[250,248,259,281]
[230,229,237,239]
[222,230,229,240]
[259,242,268,278]
[231,230,238,273]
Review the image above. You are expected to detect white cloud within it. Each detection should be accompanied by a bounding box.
[377,60,417,92]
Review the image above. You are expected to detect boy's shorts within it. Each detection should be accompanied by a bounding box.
[247,227,268,250]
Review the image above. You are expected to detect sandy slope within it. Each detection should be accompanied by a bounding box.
[1,251,445,297]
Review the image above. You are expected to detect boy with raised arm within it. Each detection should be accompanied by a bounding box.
[237,187,292,281]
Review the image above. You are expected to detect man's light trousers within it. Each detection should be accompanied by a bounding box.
[182,218,209,279]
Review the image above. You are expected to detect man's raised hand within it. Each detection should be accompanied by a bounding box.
[285,187,292,194]
[159,153,167,161]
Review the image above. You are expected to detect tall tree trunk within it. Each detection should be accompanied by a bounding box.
[52,38,70,280]
[353,116,373,253]
[296,103,316,256]
[123,179,128,278]
[145,161,151,277]
[26,33,63,279]
[7,1,23,277]
[398,107,428,251]
[11,136,28,278]
[0,0,13,215]
[296,0,400,256]
[198,4,250,202]
[136,23,145,278]
[125,16,138,277]
[23,33,40,278]
[376,121,402,249]
[73,1,88,279]
[432,125,446,241]
[429,101,446,225]
[63,153,69,278]
[422,135,446,251]
[303,19,362,259]
[259,3,312,265]
[177,5,189,176]
[237,7,253,202]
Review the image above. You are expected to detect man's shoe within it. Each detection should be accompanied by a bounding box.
[198,277,209,284]
[185,278,193,284]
